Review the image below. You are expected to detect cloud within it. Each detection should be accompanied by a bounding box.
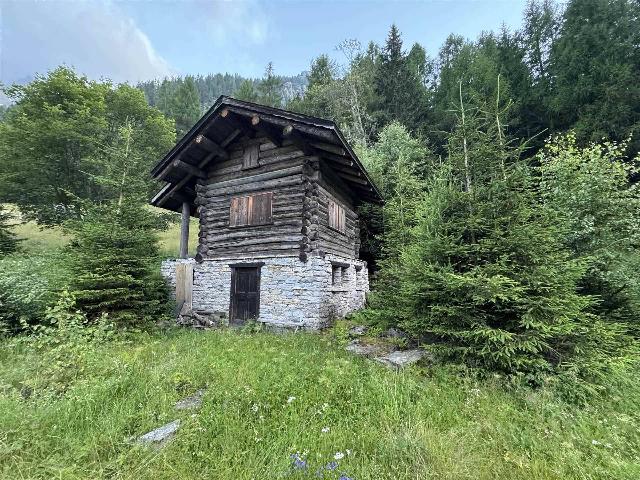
[1,0,175,86]
[203,0,270,46]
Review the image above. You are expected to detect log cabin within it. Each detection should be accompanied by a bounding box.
[151,96,382,329]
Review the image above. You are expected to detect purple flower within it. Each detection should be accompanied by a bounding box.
[290,453,307,470]
[325,461,338,471]
[338,476,353,480]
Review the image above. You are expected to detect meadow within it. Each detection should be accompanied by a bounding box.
[1,328,639,480]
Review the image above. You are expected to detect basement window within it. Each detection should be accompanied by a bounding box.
[332,265,342,286]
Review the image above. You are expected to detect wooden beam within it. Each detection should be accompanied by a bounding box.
[172,159,206,179]
[194,134,229,160]
[157,128,241,208]
[220,108,255,138]
[322,151,354,167]
[180,202,190,259]
[310,141,346,157]
[336,171,369,185]
[282,124,315,155]
[250,114,284,147]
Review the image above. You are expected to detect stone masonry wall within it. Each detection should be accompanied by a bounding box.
[160,254,368,330]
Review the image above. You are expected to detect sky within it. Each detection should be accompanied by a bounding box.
[1,0,529,86]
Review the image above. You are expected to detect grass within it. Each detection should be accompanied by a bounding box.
[1,329,638,479]
[3,204,198,258]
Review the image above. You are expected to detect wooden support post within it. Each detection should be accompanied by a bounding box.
[180,201,190,259]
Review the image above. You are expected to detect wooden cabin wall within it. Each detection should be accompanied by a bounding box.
[195,136,310,258]
[314,165,360,259]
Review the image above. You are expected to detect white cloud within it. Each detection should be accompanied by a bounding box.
[1,0,175,85]
[204,0,270,46]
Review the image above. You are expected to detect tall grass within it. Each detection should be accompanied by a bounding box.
[1,329,638,479]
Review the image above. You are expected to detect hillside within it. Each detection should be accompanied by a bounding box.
[1,329,638,479]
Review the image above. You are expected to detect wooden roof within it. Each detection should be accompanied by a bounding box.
[150,96,383,213]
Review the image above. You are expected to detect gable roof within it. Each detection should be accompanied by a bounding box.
[150,96,382,213]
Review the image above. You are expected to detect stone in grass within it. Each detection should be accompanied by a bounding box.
[175,389,206,411]
[348,325,368,337]
[137,420,180,446]
[345,339,389,357]
[375,349,425,369]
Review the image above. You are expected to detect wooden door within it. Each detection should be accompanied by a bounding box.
[230,266,261,325]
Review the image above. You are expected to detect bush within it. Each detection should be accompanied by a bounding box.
[0,250,71,335]
[0,206,20,254]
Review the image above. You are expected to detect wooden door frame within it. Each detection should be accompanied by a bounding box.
[229,262,264,322]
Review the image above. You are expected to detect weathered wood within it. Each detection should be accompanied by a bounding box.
[310,141,346,156]
[175,262,193,309]
[180,201,190,259]
[195,134,229,160]
[173,160,206,179]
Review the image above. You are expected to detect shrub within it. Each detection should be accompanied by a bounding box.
[0,206,20,254]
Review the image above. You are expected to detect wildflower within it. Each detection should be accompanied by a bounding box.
[338,476,353,480]
[251,403,259,412]
[346,449,352,456]
[287,396,296,404]
[334,452,345,460]
[591,439,601,445]
[321,427,330,433]
[325,461,338,471]
[290,453,307,470]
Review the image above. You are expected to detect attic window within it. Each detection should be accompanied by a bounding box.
[229,192,273,227]
[328,200,346,234]
[242,144,260,169]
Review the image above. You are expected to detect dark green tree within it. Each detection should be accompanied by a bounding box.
[171,76,201,137]
[374,24,429,131]
[549,0,640,152]
[257,62,283,107]
[234,79,259,103]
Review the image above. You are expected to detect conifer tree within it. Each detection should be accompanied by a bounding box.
[368,95,596,376]
[234,79,259,103]
[171,76,201,137]
[67,122,169,326]
[257,62,283,108]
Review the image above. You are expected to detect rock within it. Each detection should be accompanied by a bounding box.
[348,325,368,337]
[345,339,389,357]
[375,349,425,369]
[175,389,205,410]
[382,327,407,339]
[137,420,180,446]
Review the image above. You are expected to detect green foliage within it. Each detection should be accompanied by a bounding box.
[0,250,71,335]
[539,134,640,332]
[22,290,114,395]
[234,79,259,103]
[257,62,284,108]
[170,76,202,136]
[67,201,170,327]
[0,67,175,225]
[0,206,19,254]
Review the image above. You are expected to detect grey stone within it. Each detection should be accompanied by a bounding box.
[345,339,389,357]
[375,349,425,369]
[137,420,180,445]
[175,389,205,410]
[349,325,368,336]
[383,327,407,338]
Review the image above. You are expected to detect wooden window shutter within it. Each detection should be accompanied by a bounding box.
[242,144,260,169]
[229,192,272,227]
[328,200,346,234]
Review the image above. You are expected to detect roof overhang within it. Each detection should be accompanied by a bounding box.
[150,96,383,213]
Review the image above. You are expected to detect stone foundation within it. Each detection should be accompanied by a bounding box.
[161,254,368,330]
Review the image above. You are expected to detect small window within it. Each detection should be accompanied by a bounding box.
[332,265,342,286]
[328,200,346,234]
[229,192,273,227]
[242,144,260,169]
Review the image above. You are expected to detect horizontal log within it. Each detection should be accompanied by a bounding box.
[205,235,302,248]
[195,134,229,160]
[202,165,303,191]
[202,175,304,198]
[173,160,206,179]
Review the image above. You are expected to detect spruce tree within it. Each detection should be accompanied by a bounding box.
[234,80,259,103]
[369,99,594,376]
[171,76,201,136]
[257,62,283,108]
